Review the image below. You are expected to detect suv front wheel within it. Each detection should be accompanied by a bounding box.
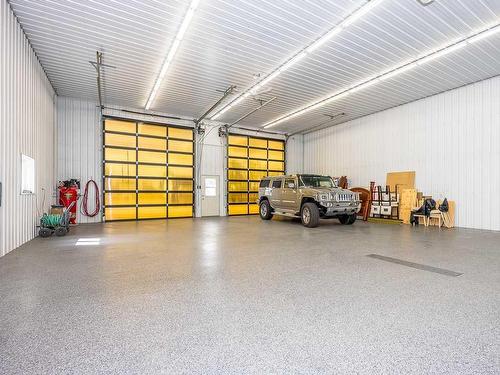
[259,200,273,220]
[338,213,357,225]
[301,203,320,228]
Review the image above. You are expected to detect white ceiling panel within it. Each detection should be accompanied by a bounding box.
[8,0,500,133]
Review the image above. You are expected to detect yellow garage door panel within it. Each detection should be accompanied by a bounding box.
[249,138,267,148]
[228,146,248,158]
[228,181,248,192]
[168,140,193,153]
[268,150,284,161]
[249,148,267,159]
[228,135,247,146]
[249,170,268,181]
[168,193,193,205]
[228,205,248,215]
[267,171,282,177]
[269,140,285,150]
[105,119,136,134]
[228,170,248,181]
[249,182,260,192]
[138,123,167,137]
[138,136,166,150]
[168,205,192,217]
[228,158,247,169]
[169,166,193,179]
[138,179,167,191]
[105,133,136,148]
[269,161,284,171]
[138,150,166,164]
[105,163,136,177]
[138,165,167,178]
[138,206,167,219]
[138,193,167,205]
[104,178,136,191]
[169,153,193,166]
[169,127,193,140]
[105,207,136,221]
[228,193,248,203]
[168,180,193,191]
[105,148,136,162]
[249,204,259,214]
[249,159,267,170]
[105,193,136,206]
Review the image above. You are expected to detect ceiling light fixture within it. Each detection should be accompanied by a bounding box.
[145,0,200,110]
[209,0,385,120]
[263,23,500,129]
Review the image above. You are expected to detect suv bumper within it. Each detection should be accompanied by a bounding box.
[319,201,361,217]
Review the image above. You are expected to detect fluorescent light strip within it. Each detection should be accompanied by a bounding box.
[209,0,385,120]
[263,23,500,129]
[145,0,200,110]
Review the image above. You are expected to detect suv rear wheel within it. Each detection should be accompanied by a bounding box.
[301,203,319,228]
[338,213,357,225]
[259,200,273,220]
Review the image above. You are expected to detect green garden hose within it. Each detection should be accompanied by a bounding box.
[41,214,61,227]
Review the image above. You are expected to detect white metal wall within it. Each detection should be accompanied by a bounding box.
[0,0,56,256]
[302,76,500,231]
[286,134,304,175]
[56,97,102,223]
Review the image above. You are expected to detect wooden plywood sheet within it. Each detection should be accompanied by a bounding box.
[386,171,415,191]
[400,188,417,223]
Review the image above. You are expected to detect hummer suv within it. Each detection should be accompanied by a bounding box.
[258,174,361,228]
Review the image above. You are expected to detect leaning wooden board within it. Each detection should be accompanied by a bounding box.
[399,188,417,223]
[386,171,416,192]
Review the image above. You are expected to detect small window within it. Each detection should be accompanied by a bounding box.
[272,179,282,189]
[204,177,217,197]
[21,154,35,194]
[259,179,270,188]
[285,179,296,189]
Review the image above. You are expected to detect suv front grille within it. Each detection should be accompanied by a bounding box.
[335,193,352,202]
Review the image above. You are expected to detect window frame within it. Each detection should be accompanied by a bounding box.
[272,179,283,189]
[259,179,270,188]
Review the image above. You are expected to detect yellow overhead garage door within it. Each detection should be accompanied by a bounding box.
[103,118,194,221]
[227,134,285,215]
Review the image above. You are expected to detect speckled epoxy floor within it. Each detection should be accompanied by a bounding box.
[0,216,499,374]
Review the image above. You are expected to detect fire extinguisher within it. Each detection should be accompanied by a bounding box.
[58,179,80,224]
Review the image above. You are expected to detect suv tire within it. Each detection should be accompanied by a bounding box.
[301,203,320,228]
[338,213,357,225]
[259,200,273,220]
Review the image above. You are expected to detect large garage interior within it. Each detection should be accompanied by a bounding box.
[1,0,499,373]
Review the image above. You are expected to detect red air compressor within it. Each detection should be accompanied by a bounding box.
[58,180,80,224]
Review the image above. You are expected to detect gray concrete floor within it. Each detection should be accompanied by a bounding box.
[0,216,499,374]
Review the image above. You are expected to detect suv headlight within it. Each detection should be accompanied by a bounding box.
[317,193,329,201]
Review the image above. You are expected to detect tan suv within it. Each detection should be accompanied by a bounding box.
[258,174,361,228]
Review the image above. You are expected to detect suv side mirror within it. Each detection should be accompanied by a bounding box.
[287,182,296,189]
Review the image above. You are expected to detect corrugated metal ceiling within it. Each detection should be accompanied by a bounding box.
[9,0,500,133]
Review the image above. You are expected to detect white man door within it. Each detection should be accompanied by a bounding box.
[201,175,220,217]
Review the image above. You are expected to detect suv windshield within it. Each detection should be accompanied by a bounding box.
[298,175,336,188]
